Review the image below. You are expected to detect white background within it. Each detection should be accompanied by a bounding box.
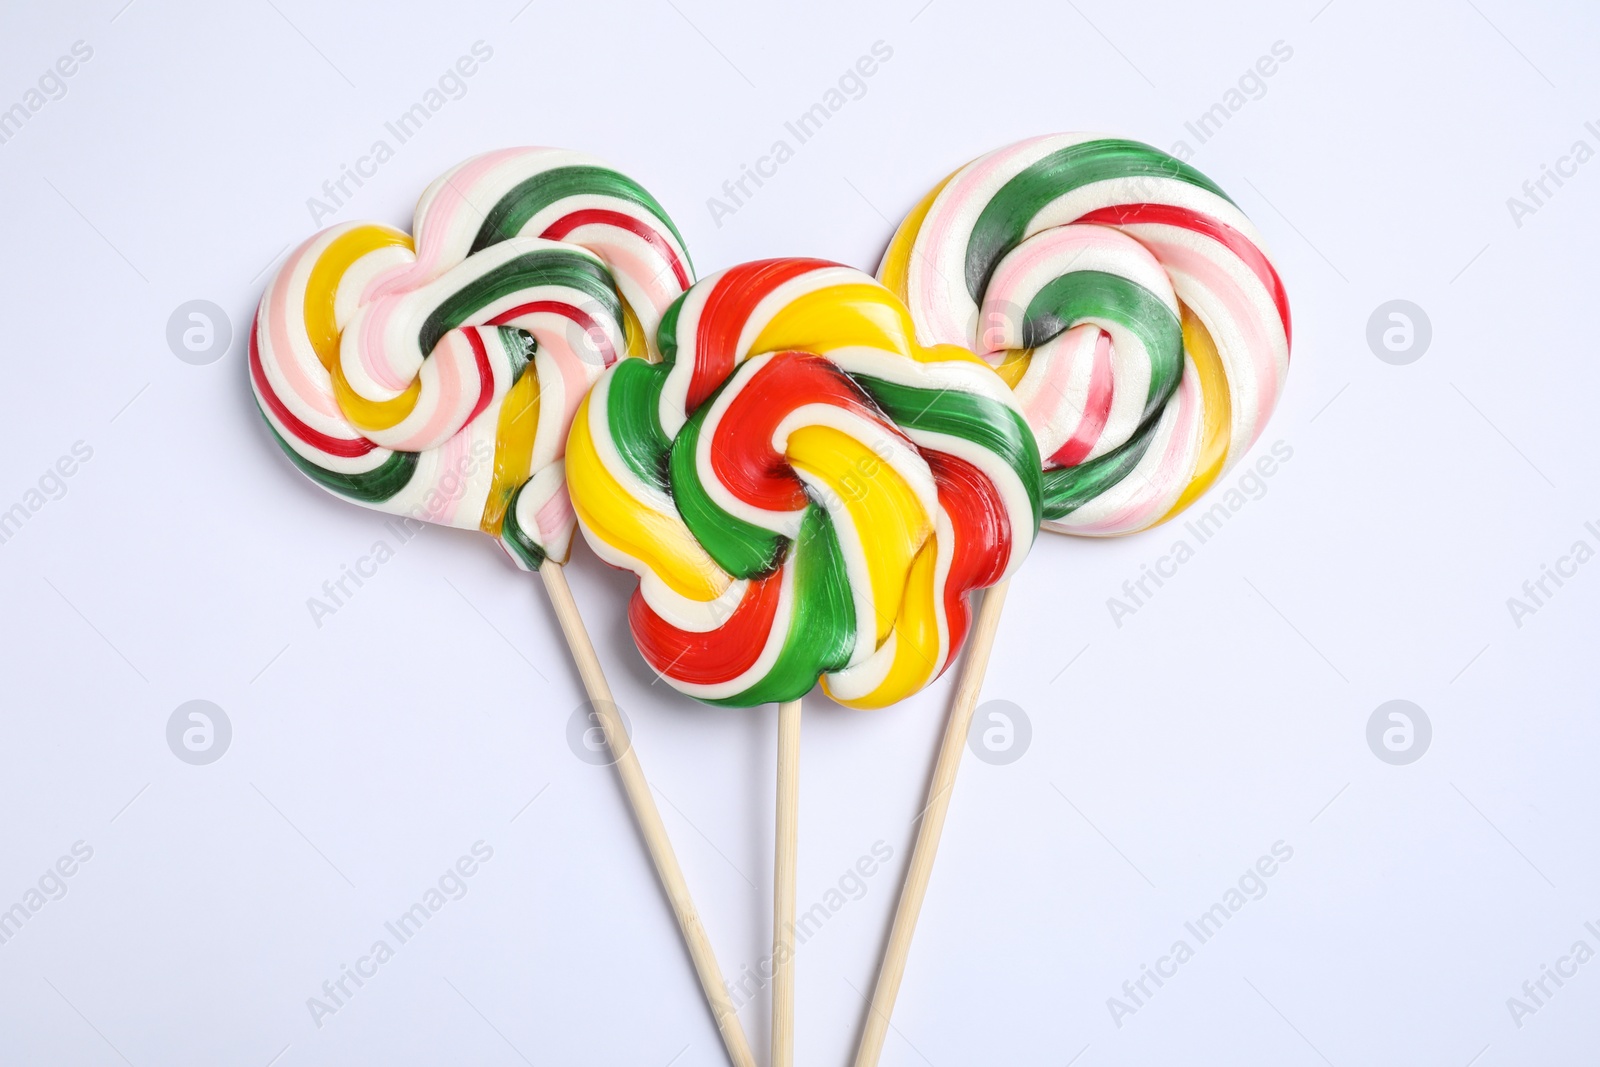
[2,1,1598,1064]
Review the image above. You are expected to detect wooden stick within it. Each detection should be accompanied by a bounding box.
[852,578,1010,1067]
[539,561,757,1067]
[772,698,802,1067]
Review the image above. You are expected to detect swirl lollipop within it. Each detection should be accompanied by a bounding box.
[250,147,757,1067]
[856,133,1293,1065]
[567,258,1042,1066]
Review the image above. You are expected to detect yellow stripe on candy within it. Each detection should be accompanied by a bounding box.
[1153,303,1232,528]
[878,540,943,705]
[331,362,422,432]
[750,284,986,370]
[787,423,941,710]
[304,225,422,431]
[621,297,650,361]
[304,225,413,368]
[824,538,942,710]
[920,341,988,366]
[566,392,730,601]
[479,368,540,535]
[877,170,996,373]
[878,170,954,301]
[752,284,914,358]
[992,350,1031,388]
[785,425,932,646]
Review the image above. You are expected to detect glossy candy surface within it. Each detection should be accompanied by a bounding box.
[251,147,693,568]
[881,134,1291,535]
[567,259,1042,708]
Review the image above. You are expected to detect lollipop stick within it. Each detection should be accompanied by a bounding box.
[538,561,757,1067]
[852,578,1010,1067]
[772,698,802,1067]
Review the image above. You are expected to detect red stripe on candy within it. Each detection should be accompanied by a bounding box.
[628,576,782,685]
[1078,203,1293,351]
[927,451,1010,670]
[248,312,376,459]
[489,299,617,367]
[460,328,496,429]
[541,208,692,291]
[689,259,838,413]
[707,351,894,514]
[1049,329,1113,467]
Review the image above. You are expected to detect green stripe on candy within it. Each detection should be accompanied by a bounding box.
[469,165,693,266]
[495,324,536,378]
[966,138,1231,301]
[851,376,1044,534]
[605,359,674,493]
[1039,416,1159,520]
[1021,269,1183,422]
[418,249,622,356]
[669,405,788,580]
[498,481,547,570]
[711,504,857,708]
[262,416,419,504]
[656,288,685,365]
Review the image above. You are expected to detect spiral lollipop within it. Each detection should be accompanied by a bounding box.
[570,258,1041,708]
[252,146,692,563]
[567,258,1042,1065]
[249,148,757,1067]
[883,133,1291,532]
[857,133,1292,1066]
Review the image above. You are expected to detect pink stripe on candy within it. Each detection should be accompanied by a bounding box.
[355,293,413,394]
[1070,370,1201,534]
[266,239,344,425]
[1079,202,1291,351]
[250,311,374,459]
[912,137,1057,346]
[1049,330,1114,467]
[421,432,469,525]
[373,148,530,301]
[980,225,1142,345]
[533,486,575,542]
[1133,230,1281,447]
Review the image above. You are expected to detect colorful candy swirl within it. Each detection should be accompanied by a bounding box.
[881,134,1291,535]
[567,259,1042,709]
[250,147,693,567]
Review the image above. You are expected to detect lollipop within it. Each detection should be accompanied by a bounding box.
[856,133,1292,1065]
[250,148,757,1067]
[567,258,1042,1066]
